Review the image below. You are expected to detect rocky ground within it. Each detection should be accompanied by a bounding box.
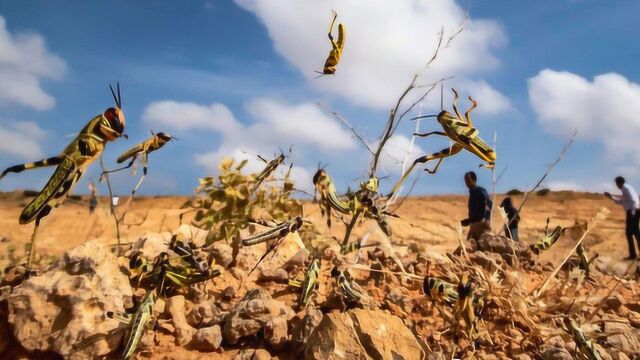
[0,191,639,359]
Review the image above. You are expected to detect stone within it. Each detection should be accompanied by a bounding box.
[540,336,572,360]
[475,233,529,258]
[304,309,423,360]
[257,267,289,283]
[167,295,196,346]
[6,240,133,359]
[209,241,234,268]
[602,294,624,312]
[222,288,294,345]
[190,325,222,352]
[290,308,323,352]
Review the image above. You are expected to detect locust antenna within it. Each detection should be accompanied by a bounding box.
[117,82,122,108]
[109,84,119,108]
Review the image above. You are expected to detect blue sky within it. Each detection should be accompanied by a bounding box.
[0,0,638,197]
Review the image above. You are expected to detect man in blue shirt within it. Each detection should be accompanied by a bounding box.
[461,171,493,241]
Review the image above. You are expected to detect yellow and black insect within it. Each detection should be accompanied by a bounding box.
[129,251,220,290]
[530,217,567,255]
[390,89,496,196]
[331,266,364,306]
[313,169,390,246]
[452,274,480,344]
[316,11,345,77]
[252,153,285,192]
[107,288,157,360]
[101,130,175,211]
[242,216,305,275]
[289,259,321,308]
[563,317,603,360]
[423,275,459,306]
[0,83,126,271]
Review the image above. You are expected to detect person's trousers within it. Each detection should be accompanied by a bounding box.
[504,226,519,241]
[625,210,640,257]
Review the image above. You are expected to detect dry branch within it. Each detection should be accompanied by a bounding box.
[369,18,465,178]
[500,130,577,235]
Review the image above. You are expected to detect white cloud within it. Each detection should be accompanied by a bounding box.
[143,98,357,193]
[529,70,640,165]
[0,120,47,159]
[379,134,425,175]
[0,16,66,110]
[235,0,508,110]
[142,101,240,133]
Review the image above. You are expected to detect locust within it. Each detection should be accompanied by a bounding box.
[389,88,496,197]
[252,153,285,192]
[313,169,391,246]
[331,266,365,306]
[107,288,157,360]
[452,274,480,344]
[242,216,305,274]
[100,130,176,213]
[0,83,126,272]
[129,251,220,290]
[289,259,320,308]
[530,217,567,255]
[423,275,459,306]
[316,11,345,77]
[575,244,599,278]
[563,317,603,360]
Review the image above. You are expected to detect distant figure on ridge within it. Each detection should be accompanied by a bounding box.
[500,197,520,241]
[605,176,640,260]
[461,171,493,241]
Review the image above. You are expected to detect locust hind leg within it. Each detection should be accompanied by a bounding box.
[413,131,447,138]
[451,89,464,120]
[342,209,362,246]
[464,96,478,127]
[25,205,52,275]
[421,144,464,174]
[1,156,63,180]
[99,157,136,182]
[121,153,148,220]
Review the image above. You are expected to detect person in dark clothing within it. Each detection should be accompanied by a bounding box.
[500,197,520,241]
[460,171,493,241]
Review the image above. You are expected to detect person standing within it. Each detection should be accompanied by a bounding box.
[500,197,520,241]
[605,176,640,260]
[461,171,493,241]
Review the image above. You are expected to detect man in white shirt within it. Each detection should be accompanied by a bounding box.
[605,176,640,260]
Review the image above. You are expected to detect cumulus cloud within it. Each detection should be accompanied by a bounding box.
[0,16,66,110]
[528,70,640,164]
[0,120,47,159]
[142,101,241,133]
[378,134,425,175]
[235,0,508,110]
[143,98,357,192]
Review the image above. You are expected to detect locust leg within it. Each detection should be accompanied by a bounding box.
[0,156,63,180]
[342,209,363,246]
[121,153,148,219]
[413,131,447,138]
[328,11,338,44]
[99,157,136,182]
[419,144,464,174]
[464,97,478,127]
[451,89,464,120]
[25,205,52,274]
